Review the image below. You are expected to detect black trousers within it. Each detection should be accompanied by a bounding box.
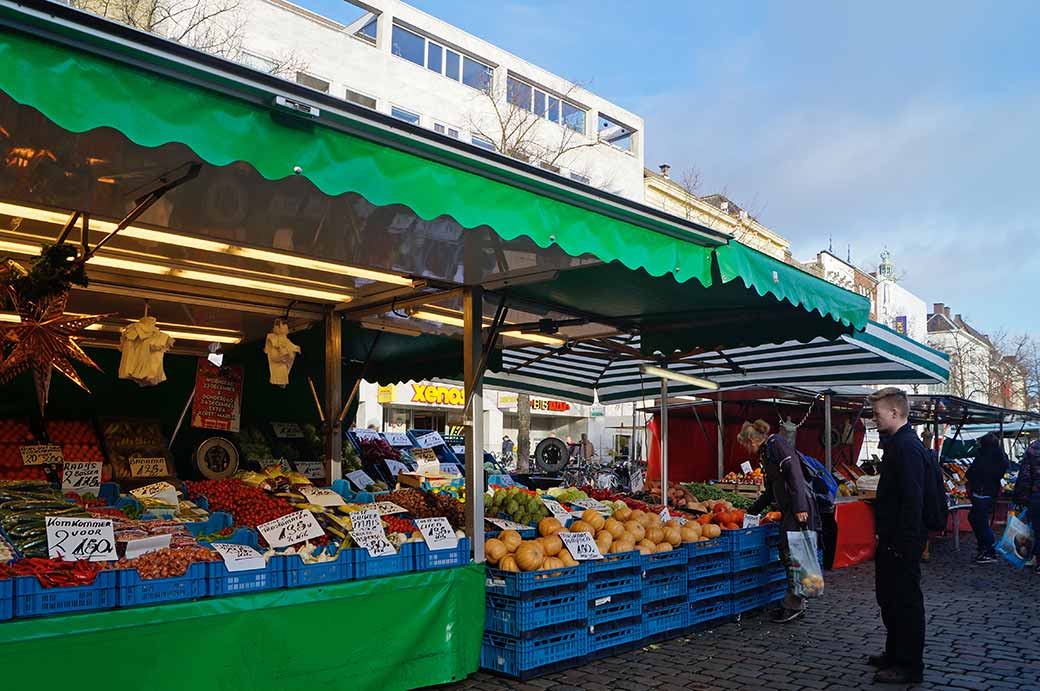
[875,543,925,672]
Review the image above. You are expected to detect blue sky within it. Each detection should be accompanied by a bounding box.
[302,1,1039,338]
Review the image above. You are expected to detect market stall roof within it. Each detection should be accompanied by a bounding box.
[947,421,1040,439]
[0,1,870,356]
[486,321,949,404]
[902,395,1040,427]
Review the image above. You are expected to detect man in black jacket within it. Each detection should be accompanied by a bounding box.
[868,387,927,685]
[966,432,1009,563]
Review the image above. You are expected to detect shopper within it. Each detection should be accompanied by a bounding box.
[740,419,821,623]
[1011,439,1040,575]
[868,387,927,685]
[501,435,514,463]
[578,433,595,462]
[967,432,1010,563]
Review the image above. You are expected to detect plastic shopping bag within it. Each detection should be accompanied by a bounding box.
[786,530,825,598]
[997,510,1035,569]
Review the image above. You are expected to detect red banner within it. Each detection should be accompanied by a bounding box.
[191,359,243,432]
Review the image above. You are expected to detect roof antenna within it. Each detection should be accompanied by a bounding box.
[828,235,833,253]
[847,243,851,263]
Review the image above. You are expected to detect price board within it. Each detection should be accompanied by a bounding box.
[384,459,408,477]
[742,514,761,528]
[20,444,63,466]
[370,501,408,516]
[440,462,463,475]
[414,517,458,550]
[61,462,102,496]
[384,432,412,447]
[348,508,383,534]
[558,531,603,560]
[257,510,325,548]
[299,486,346,507]
[130,481,179,508]
[541,498,573,522]
[415,431,445,449]
[294,461,325,479]
[211,543,266,572]
[570,499,609,514]
[350,530,396,558]
[486,517,530,532]
[124,533,171,560]
[129,457,168,478]
[354,428,381,442]
[45,516,117,561]
[271,422,303,439]
[346,470,376,491]
[740,461,753,475]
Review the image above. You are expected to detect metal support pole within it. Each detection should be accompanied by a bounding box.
[660,377,668,509]
[824,393,833,474]
[323,310,342,482]
[716,399,725,481]
[463,287,486,563]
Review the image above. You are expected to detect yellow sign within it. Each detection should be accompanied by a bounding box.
[498,393,519,406]
[411,383,465,406]
[377,385,394,403]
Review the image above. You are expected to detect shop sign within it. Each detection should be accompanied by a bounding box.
[559,531,603,560]
[384,432,412,447]
[377,385,394,403]
[130,481,179,508]
[129,457,168,478]
[414,517,458,551]
[411,383,464,407]
[191,358,244,433]
[271,422,303,438]
[590,406,605,418]
[211,543,266,572]
[124,534,171,560]
[20,444,63,466]
[61,462,102,496]
[257,510,325,548]
[294,461,325,480]
[498,393,519,407]
[416,431,446,448]
[45,516,117,562]
[530,399,571,412]
[299,486,346,507]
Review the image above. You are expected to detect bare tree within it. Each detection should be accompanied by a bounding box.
[986,331,1032,410]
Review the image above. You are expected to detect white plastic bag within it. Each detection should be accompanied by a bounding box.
[786,530,825,598]
[997,510,1035,569]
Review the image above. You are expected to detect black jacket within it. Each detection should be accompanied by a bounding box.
[748,435,821,538]
[966,435,1009,499]
[875,423,927,555]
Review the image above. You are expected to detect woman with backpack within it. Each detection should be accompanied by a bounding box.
[1012,440,1040,575]
[741,419,822,623]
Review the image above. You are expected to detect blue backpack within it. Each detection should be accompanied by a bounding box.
[798,453,838,514]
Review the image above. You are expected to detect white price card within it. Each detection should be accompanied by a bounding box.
[294,461,325,479]
[299,486,346,507]
[354,428,381,442]
[541,498,573,522]
[659,507,672,522]
[348,508,383,535]
[351,530,396,558]
[46,516,117,561]
[61,462,102,496]
[451,445,466,455]
[486,517,530,531]
[370,501,408,516]
[416,431,445,449]
[131,481,179,508]
[385,460,408,477]
[571,499,609,514]
[384,432,412,447]
[21,444,63,466]
[257,510,325,548]
[558,531,604,560]
[271,422,304,438]
[414,517,458,550]
[346,470,376,490]
[211,543,266,572]
[124,533,171,560]
[742,514,761,528]
[129,457,168,478]
[440,462,463,475]
[412,450,439,475]
[740,461,753,475]
[593,596,612,607]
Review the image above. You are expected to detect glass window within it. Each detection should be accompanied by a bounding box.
[445,50,461,80]
[238,52,278,73]
[433,123,444,134]
[345,88,376,109]
[391,25,425,66]
[534,90,547,118]
[547,95,560,123]
[463,56,493,91]
[570,172,590,184]
[561,102,585,134]
[447,126,460,138]
[356,17,377,44]
[598,113,635,152]
[391,106,420,125]
[427,42,443,74]
[507,76,532,111]
[471,134,496,151]
[296,72,329,93]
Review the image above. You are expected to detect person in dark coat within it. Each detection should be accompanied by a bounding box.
[741,419,821,623]
[868,388,927,685]
[967,432,1010,563]
[1012,439,1040,575]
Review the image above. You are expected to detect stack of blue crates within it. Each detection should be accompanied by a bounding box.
[686,535,731,630]
[586,550,643,659]
[727,525,785,614]
[640,548,686,642]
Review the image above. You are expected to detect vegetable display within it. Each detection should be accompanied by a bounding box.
[0,481,88,557]
[485,487,549,526]
[185,478,296,531]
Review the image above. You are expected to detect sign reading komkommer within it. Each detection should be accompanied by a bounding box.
[45,516,117,561]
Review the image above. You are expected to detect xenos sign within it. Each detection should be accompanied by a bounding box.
[411,384,465,406]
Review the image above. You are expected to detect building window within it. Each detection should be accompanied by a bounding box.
[391,106,421,125]
[391,25,425,66]
[462,56,493,91]
[355,16,377,44]
[433,122,460,139]
[345,87,376,109]
[569,172,590,184]
[598,113,634,152]
[508,75,585,134]
[562,102,585,134]
[427,42,444,75]
[296,72,330,93]
[507,76,533,111]
[238,51,278,73]
[391,24,492,90]
[445,49,461,80]
[471,134,496,151]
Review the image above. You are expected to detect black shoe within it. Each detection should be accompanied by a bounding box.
[975,553,998,564]
[771,607,805,623]
[874,667,923,684]
[867,653,890,668]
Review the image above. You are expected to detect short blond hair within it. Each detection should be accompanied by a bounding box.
[737,419,771,448]
[869,387,909,417]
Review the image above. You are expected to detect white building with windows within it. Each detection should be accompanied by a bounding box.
[232,0,646,199]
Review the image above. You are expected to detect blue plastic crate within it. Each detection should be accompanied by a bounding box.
[730,545,770,573]
[585,549,640,576]
[731,588,768,614]
[355,545,412,579]
[764,523,780,545]
[641,548,685,571]
[689,553,729,580]
[0,578,11,621]
[642,567,685,603]
[724,526,768,551]
[480,624,587,678]
[485,590,587,635]
[686,596,732,628]
[14,569,117,618]
[587,589,641,626]
[688,574,730,603]
[730,568,767,594]
[117,562,207,607]
[642,599,686,638]
[589,616,642,652]
[185,512,233,538]
[412,538,470,571]
[767,546,780,564]
[587,569,641,600]
[206,555,285,595]
[766,563,787,585]
[687,537,727,558]
[486,563,585,598]
[766,582,786,603]
[285,547,353,588]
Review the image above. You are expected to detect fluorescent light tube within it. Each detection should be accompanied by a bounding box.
[640,365,719,390]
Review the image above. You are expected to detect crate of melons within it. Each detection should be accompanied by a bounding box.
[484,528,585,598]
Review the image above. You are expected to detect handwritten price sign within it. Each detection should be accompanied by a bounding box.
[370,501,408,516]
[354,429,381,441]
[541,498,573,522]
[211,543,266,572]
[20,444,63,466]
[271,422,303,438]
[349,509,383,534]
[130,481,179,508]
[740,461,753,475]
[294,461,325,479]
[742,514,761,528]
[414,517,458,550]
[571,499,609,514]
[299,486,346,507]
[129,457,168,478]
[558,531,603,560]
[124,533,171,560]
[486,518,530,531]
[416,432,445,449]
[257,510,325,548]
[384,460,408,477]
[384,432,412,447]
[346,470,375,491]
[46,516,117,562]
[61,462,101,496]
[351,530,396,558]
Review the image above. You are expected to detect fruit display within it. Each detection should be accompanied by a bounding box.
[106,546,221,579]
[693,502,747,531]
[722,468,764,485]
[0,418,47,481]
[485,487,549,526]
[384,488,466,528]
[356,435,402,464]
[185,478,297,533]
[544,486,589,504]
[45,420,105,463]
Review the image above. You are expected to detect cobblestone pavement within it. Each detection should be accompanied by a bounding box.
[438,536,1040,691]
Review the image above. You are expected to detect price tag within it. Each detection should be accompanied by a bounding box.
[45,516,117,561]
[414,517,458,550]
[416,432,445,448]
[558,531,603,560]
[61,462,102,496]
[349,508,383,534]
[486,518,530,531]
[945,479,955,491]
[385,460,408,477]
[440,462,463,475]
[593,596,612,607]
[370,501,408,516]
[20,444,63,466]
[412,449,439,475]
[571,499,609,514]
[384,432,412,447]
[130,481,179,508]
[259,458,292,472]
[294,461,325,479]
[271,422,303,438]
[451,445,466,455]
[129,457,168,478]
[211,543,266,572]
[541,498,573,522]
[742,514,761,528]
[659,507,671,523]
[257,510,325,548]
[124,533,171,560]
[346,470,376,490]
[299,486,346,507]
[350,530,396,558]
[355,429,381,442]
[673,515,688,526]
[740,461,753,474]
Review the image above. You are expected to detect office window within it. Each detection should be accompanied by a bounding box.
[296,72,330,93]
[534,90,547,118]
[598,113,634,152]
[238,51,278,73]
[471,134,496,151]
[562,102,585,134]
[547,95,561,123]
[427,42,443,74]
[507,76,533,111]
[462,56,493,91]
[391,106,421,125]
[433,122,460,139]
[391,25,425,66]
[345,87,376,109]
[570,172,590,184]
[445,50,461,81]
[355,17,377,44]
